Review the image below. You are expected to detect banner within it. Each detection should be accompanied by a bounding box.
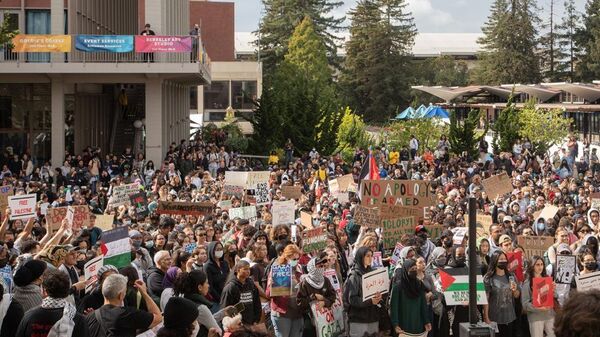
[272,200,295,226]
[360,180,435,207]
[8,194,36,220]
[12,34,72,52]
[362,268,390,301]
[270,264,292,297]
[439,268,487,305]
[507,250,524,283]
[532,277,554,308]
[382,216,415,249]
[75,35,134,52]
[301,227,327,253]
[84,255,104,293]
[575,271,600,292]
[555,255,576,284]
[311,269,345,337]
[129,192,149,218]
[94,214,114,231]
[107,183,140,208]
[157,201,214,216]
[354,205,381,228]
[0,186,13,214]
[282,186,303,200]
[134,36,192,52]
[517,236,555,259]
[228,206,257,220]
[481,172,513,198]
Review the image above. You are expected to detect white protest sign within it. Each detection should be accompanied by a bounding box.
[66,206,75,227]
[218,200,232,210]
[8,194,37,220]
[311,269,345,337]
[225,171,248,187]
[246,171,270,189]
[40,202,49,215]
[555,255,576,284]
[272,200,295,226]
[107,182,140,207]
[228,206,257,220]
[576,271,600,292]
[451,227,468,245]
[255,182,270,206]
[84,255,104,293]
[362,268,390,301]
[537,204,559,222]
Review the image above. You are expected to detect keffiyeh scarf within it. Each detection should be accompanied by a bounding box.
[42,297,76,337]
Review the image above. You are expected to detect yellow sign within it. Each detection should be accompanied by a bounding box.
[12,34,72,52]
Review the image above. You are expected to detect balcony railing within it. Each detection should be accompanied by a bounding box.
[0,34,211,69]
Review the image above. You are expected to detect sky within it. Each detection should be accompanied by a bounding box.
[213,0,589,34]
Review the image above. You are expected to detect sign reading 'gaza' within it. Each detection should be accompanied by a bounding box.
[360,180,435,207]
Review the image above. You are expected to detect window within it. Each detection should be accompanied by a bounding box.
[190,87,198,110]
[231,81,257,110]
[204,81,229,110]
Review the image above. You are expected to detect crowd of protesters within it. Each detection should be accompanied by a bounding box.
[0,131,599,337]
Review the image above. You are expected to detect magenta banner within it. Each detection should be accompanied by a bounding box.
[134,36,192,52]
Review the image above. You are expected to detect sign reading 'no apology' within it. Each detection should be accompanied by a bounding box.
[360,180,435,207]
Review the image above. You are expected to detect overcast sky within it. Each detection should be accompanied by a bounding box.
[212,0,588,33]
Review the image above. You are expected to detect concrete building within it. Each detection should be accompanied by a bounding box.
[0,0,211,167]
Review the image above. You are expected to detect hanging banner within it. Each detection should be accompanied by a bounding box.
[12,34,72,52]
[311,269,345,337]
[360,180,435,207]
[75,35,134,52]
[8,194,37,220]
[135,36,192,52]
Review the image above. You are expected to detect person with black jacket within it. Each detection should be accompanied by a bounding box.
[147,250,171,301]
[0,282,24,337]
[343,246,381,337]
[220,260,261,327]
[203,241,229,304]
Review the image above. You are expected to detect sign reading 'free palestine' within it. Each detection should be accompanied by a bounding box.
[360,180,435,207]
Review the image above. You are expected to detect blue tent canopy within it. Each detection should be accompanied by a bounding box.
[423,106,450,119]
[394,106,415,120]
[413,104,429,118]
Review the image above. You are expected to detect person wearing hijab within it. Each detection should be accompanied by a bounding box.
[390,259,431,336]
[0,282,24,337]
[342,246,381,337]
[203,241,229,304]
[426,247,450,337]
[391,246,415,284]
[297,253,337,337]
[445,246,471,337]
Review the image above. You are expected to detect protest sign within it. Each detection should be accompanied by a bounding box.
[390,243,405,266]
[270,264,292,297]
[427,225,444,241]
[372,251,383,269]
[301,211,313,229]
[354,205,381,228]
[107,183,140,207]
[328,178,349,203]
[362,268,390,301]
[224,172,247,187]
[536,204,559,222]
[302,227,328,253]
[379,205,425,223]
[532,277,554,308]
[66,206,75,230]
[282,186,303,200]
[134,36,192,52]
[451,227,468,245]
[481,172,513,198]
[8,194,36,220]
[575,271,600,292]
[246,171,270,189]
[129,192,149,218]
[476,213,493,234]
[254,182,270,206]
[555,255,576,284]
[311,269,345,337]
[84,255,104,293]
[337,174,355,192]
[95,214,115,231]
[223,185,244,199]
[217,200,232,211]
[157,201,214,216]
[69,205,91,231]
[47,207,68,233]
[0,185,13,213]
[439,269,487,305]
[272,200,295,226]
[229,206,257,220]
[360,180,435,207]
[382,216,415,249]
[517,236,555,259]
[40,202,49,215]
[507,251,524,282]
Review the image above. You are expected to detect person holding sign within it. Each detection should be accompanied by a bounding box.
[342,247,381,337]
[390,258,431,336]
[521,256,556,337]
[573,251,598,290]
[483,251,521,337]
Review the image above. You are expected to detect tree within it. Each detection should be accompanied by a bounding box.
[449,110,481,158]
[256,0,344,75]
[388,119,448,154]
[492,94,521,153]
[0,15,18,45]
[518,100,571,155]
[539,0,565,81]
[340,0,417,124]
[474,0,540,84]
[555,0,581,82]
[575,0,600,81]
[335,108,371,162]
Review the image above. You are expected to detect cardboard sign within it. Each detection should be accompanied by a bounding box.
[362,268,390,301]
[270,264,292,297]
[517,236,555,259]
[575,271,600,292]
[0,186,13,213]
[311,269,345,337]
[70,205,91,231]
[224,172,247,187]
[507,250,524,283]
[379,205,425,223]
[537,204,559,222]
[555,255,576,284]
[301,211,313,229]
[95,214,115,231]
[217,200,232,210]
[336,174,355,192]
[272,200,295,226]
[360,180,435,207]
[301,227,327,253]
[228,206,257,220]
[246,171,271,189]
[532,277,554,308]
[223,185,244,199]
[481,172,513,198]
[156,201,214,216]
[382,216,415,249]
[427,225,444,241]
[354,205,381,228]
[476,213,493,234]
[47,207,68,233]
[8,194,37,220]
[84,255,104,293]
[107,183,140,207]
[439,269,487,305]
[129,192,149,218]
[282,186,303,200]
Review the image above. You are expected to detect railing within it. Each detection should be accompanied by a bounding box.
[0,35,211,69]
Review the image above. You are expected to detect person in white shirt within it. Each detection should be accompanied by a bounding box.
[409,135,419,160]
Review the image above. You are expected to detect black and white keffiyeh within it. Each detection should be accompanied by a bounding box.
[42,297,76,337]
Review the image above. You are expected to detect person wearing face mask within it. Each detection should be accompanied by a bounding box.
[426,247,450,337]
[415,225,436,262]
[128,230,152,277]
[204,241,229,305]
[483,250,520,337]
[220,260,262,328]
[390,258,431,336]
[574,252,598,288]
[444,246,471,337]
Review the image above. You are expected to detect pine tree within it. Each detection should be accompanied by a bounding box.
[492,94,521,153]
[555,0,581,82]
[340,0,417,123]
[575,0,600,82]
[449,109,481,159]
[256,0,344,75]
[539,0,565,81]
[475,0,541,84]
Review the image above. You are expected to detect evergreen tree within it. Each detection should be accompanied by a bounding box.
[575,0,600,81]
[555,0,581,82]
[449,110,481,158]
[256,0,344,75]
[492,94,521,153]
[0,15,17,45]
[475,0,540,84]
[539,0,565,81]
[341,0,417,124]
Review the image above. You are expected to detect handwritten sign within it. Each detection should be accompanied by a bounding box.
[217,200,232,210]
[94,214,115,231]
[0,186,13,213]
[246,171,270,189]
[427,225,444,241]
[362,268,390,301]
[107,183,140,207]
[379,205,425,223]
[576,271,600,292]
[555,255,576,284]
[282,186,303,200]
[8,194,36,220]
[517,236,554,259]
[354,205,381,228]
[157,201,214,216]
[224,171,247,187]
[270,264,292,297]
[360,180,435,207]
[328,178,349,203]
[382,216,415,249]
[311,269,345,337]
[129,192,149,218]
[301,211,313,229]
[301,227,328,253]
[481,173,513,198]
[532,277,554,308]
[223,185,244,199]
[84,255,104,293]
[451,227,468,245]
[46,207,67,233]
[272,200,295,226]
[228,206,257,220]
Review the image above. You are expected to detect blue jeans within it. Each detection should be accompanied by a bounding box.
[271,313,303,337]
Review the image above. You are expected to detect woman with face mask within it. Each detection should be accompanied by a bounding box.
[203,241,229,306]
[521,256,555,337]
[576,251,598,280]
[445,246,472,337]
[483,250,521,337]
[390,258,431,336]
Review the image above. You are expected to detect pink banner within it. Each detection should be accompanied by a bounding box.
[134,36,192,52]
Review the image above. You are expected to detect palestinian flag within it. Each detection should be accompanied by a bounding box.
[100,226,131,268]
[438,268,488,305]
